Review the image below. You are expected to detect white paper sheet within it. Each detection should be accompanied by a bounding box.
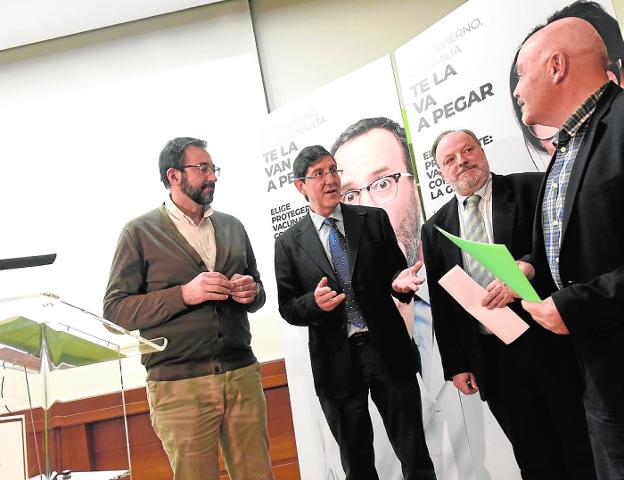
[438,266,529,344]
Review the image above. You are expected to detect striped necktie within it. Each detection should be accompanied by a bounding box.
[463,195,495,288]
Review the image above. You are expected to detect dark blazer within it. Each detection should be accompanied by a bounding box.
[531,82,624,338]
[274,203,420,399]
[421,172,556,399]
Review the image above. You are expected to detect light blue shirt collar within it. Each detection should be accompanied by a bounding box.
[309,203,344,232]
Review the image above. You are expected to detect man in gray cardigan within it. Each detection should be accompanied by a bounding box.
[104,137,273,480]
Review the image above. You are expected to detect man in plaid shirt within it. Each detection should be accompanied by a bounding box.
[514,17,624,479]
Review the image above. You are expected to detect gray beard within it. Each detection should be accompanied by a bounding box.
[452,168,489,197]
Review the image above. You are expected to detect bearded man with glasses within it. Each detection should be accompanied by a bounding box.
[104,137,274,480]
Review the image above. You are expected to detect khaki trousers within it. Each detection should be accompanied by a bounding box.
[147,362,274,480]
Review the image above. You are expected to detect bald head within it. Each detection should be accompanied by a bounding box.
[514,17,610,127]
[525,18,608,71]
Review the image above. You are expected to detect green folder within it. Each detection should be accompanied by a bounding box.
[0,316,126,369]
[435,225,542,302]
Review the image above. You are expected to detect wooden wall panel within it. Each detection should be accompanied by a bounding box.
[2,359,301,480]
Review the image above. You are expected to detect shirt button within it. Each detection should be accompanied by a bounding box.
[556,257,559,263]
[560,146,567,153]
[553,220,559,226]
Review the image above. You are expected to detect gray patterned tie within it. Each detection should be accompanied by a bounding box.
[463,195,495,288]
[464,195,495,334]
[324,218,366,328]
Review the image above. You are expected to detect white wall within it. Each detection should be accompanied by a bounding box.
[615,0,624,20]
[0,0,271,403]
[251,0,466,110]
[0,0,224,51]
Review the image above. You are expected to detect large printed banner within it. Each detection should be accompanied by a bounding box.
[255,56,473,480]
[258,0,622,479]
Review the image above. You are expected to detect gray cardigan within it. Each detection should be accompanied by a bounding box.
[104,205,265,381]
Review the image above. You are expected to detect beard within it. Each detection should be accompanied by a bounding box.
[397,193,421,266]
[451,166,488,196]
[181,175,215,205]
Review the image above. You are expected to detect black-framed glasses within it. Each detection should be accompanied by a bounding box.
[297,168,343,182]
[181,163,221,176]
[341,172,413,205]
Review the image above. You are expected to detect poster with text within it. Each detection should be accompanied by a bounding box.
[257,55,474,480]
[394,0,619,217]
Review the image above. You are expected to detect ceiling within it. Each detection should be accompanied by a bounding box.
[0,0,226,51]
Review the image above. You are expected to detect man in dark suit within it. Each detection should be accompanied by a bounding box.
[514,18,624,479]
[274,145,436,480]
[421,129,595,480]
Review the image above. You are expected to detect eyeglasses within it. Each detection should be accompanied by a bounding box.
[341,172,413,205]
[181,163,221,176]
[298,168,343,182]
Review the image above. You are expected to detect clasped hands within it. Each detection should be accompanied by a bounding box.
[315,261,425,312]
[182,272,257,305]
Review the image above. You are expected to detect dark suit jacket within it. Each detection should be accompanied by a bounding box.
[421,172,557,399]
[274,203,420,399]
[531,82,624,338]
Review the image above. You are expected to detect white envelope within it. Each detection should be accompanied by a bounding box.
[438,265,529,344]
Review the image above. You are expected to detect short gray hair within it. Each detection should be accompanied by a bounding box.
[430,129,480,164]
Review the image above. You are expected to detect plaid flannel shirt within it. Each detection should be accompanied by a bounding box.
[542,82,609,289]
